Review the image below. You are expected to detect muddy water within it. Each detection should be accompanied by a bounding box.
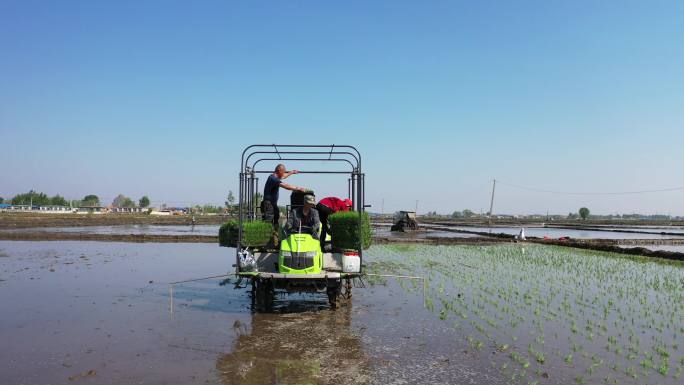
[1,224,220,236]
[7,223,683,242]
[0,241,246,384]
[372,226,483,239]
[0,241,505,385]
[5,224,485,240]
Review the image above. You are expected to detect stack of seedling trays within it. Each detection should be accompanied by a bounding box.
[328,211,372,251]
[219,220,273,249]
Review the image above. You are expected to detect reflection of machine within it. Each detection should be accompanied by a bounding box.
[216,305,368,384]
[236,144,366,310]
[391,211,418,232]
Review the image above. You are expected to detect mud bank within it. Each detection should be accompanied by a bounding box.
[427,218,684,226]
[531,238,684,261]
[543,224,684,237]
[428,227,684,261]
[373,235,506,245]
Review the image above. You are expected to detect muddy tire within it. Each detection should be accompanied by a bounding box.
[341,277,353,303]
[254,279,274,311]
[327,286,340,310]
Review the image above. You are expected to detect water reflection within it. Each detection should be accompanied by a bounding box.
[217,304,369,385]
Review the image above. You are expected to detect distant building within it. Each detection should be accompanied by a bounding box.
[164,207,189,215]
[150,209,171,216]
[494,214,517,219]
[36,205,72,213]
[111,207,146,213]
[0,204,71,213]
[4,204,31,211]
[76,206,105,214]
[148,207,188,216]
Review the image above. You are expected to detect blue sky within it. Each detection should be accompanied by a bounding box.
[1,1,683,215]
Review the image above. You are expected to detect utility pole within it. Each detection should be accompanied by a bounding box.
[381,198,384,215]
[488,179,496,227]
[415,200,419,215]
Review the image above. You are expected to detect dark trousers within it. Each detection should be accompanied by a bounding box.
[316,203,333,250]
[261,200,280,228]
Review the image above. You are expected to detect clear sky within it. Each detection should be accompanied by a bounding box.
[1,0,683,215]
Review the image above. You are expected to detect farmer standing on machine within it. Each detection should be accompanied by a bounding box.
[316,196,353,251]
[262,164,308,227]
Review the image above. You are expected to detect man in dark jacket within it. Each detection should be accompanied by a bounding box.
[261,163,308,227]
[286,195,321,240]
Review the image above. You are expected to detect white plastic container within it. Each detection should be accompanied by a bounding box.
[238,249,256,272]
[342,252,360,273]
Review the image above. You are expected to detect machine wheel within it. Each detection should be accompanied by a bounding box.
[250,278,257,308]
[327,286,340,310]
[255,279,274,311]
[341,277,353,302]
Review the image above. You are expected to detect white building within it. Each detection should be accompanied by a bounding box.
[111,207,146,213]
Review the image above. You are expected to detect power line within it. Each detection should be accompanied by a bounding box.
[496,180,684,196]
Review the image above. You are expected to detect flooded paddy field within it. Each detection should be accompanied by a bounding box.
[3,221,684,246]
[1,224,220,236]
[6,224,478,240]
[0,241,507,385]
[0,212,224,229]
[2,241,682,384]
[0,224,493,244]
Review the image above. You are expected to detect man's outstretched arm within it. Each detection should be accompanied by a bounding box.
[280,170,299,179]
[280,182,307,192]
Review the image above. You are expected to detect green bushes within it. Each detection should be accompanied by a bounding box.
[219,220,273,247]
[328,211,372,250]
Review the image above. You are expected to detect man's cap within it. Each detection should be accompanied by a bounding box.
[304,195,316,205]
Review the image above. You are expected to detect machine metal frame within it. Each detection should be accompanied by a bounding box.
[238,144,366,270]
[236,144,366,309]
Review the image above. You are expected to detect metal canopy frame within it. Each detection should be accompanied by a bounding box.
[237,144,366,274]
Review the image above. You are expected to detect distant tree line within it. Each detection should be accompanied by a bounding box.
[81,194,100,206]
[452,209,476,219]
[5,191,152,208]
[10,190,68,206]
[222,190,262,215]
[191,204,223,214]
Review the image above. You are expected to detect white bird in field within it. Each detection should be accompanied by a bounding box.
[517,228,526,241]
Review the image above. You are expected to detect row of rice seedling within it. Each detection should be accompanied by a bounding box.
[365,244,684,385]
